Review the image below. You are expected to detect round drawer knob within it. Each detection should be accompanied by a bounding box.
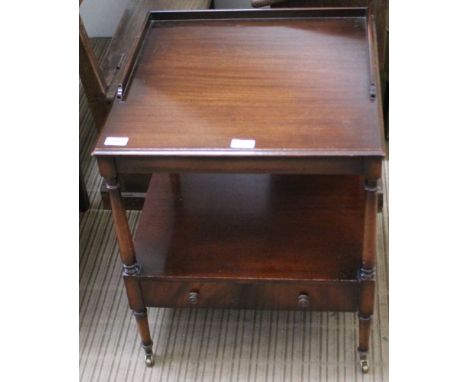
[188,291,199,305]
[297,293,310,309]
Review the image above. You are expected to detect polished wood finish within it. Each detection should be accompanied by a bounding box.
[135,174,364,281]
[104,180,137,268]
[357,179,378,353]
[358,315,372,351]
[94,9,384,158]
[95,3,387,209]
[135,173,364,312]
[362,180,378,270]
[98,157,155,361]
[140,279,359,310]
[94,9,383,369]
[91,1,213,207]
[102,0,213,101]
[132,308,153,360]
[114,156,373,175]
[253,0,388,75]
[255,0,389,141]
[79,2,213,208]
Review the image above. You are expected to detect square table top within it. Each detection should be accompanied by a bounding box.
[94,9,385,159]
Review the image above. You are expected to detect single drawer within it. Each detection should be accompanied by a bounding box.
[139,279,359,312]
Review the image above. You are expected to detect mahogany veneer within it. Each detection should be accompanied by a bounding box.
[135,174,364,281]
[94,11,384,157]
[94,8,384,372]
[135,173,364,311]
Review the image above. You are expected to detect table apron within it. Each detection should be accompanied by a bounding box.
[110,156,380,176]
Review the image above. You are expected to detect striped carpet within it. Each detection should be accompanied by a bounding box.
[79,39,389,382]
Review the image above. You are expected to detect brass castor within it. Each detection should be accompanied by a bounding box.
[360,359,370,374]
[145,354,155,367]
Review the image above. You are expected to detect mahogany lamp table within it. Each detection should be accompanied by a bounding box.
[93,8,385,373]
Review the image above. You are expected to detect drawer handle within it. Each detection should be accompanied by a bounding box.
[188,291,199,305]
[297,293,310,309]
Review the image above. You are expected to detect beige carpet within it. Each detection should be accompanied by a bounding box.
[79,39,389,382]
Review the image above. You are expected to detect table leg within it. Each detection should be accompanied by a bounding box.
[105,176,155,367]
[358,178,378,373]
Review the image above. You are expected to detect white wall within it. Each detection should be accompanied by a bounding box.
[80,0,128,37]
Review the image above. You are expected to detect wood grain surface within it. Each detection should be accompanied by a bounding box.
[102,0,213,99]
[135,173,365,280]
[139,279,359,311]
[80,40,389,376]
[95,11,384,158]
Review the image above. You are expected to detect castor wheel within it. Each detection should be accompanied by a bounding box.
[145,354,155,367]
[360,359,370,373]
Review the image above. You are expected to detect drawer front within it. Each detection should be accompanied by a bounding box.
[139,279,358,312]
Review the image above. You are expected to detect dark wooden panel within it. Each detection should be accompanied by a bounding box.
[112,156,369,175]
[90,2,215,208]
[103,0,213,100]
[100,154,373,210]
[134,173,365,280]
[94,10,384,159]
[265,1,388,75]
[139,279,359,311]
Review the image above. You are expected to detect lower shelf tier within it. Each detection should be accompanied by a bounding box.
[134,173,365,281]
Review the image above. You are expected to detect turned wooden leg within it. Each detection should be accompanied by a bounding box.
[103,171,154,367]
[358,178,378,373]
[133,309,154,366]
